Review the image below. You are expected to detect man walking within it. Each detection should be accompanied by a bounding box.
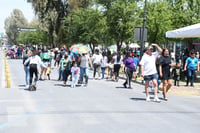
[140,44,162,102]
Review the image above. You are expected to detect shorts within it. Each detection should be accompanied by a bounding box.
[43,62,49,67]
[144,73,158,81]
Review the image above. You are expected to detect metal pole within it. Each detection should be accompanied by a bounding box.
[140,0,147,60]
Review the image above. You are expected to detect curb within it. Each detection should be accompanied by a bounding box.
[3,51,11,88]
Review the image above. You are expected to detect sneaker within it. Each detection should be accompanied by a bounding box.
[146,96,150,102]
[26,85,29,88]
[81,84,85,87]
[153,97,161,102]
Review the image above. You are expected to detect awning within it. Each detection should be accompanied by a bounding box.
[166,23,200,38]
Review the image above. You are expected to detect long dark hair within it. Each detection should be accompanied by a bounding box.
[161,48,169,56]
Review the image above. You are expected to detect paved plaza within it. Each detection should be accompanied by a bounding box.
[0,51,200,133]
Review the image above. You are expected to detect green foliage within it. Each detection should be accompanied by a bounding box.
[4,9,28,45]
[17,31,48,45]
[106,0,139,50]
[146,1,172,44]
[64,8,108,53]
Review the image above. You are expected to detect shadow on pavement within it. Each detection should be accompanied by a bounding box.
[130,98,146,101]
[54,84,69,87]
[18,84,26,87]
[116,86,132,89]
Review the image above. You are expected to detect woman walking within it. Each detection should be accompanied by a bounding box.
[23,50,32,88]
[184,50,199,87]
[92,49,102,79]
[159,48,173,100]
[101,51,108,79]
[24,51,46,90]
[113,52,122,82]
[122,51,135,89]
[78,53,93,86]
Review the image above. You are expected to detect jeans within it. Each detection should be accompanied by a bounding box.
[24,66,30,85]
[80,67,89,84]
[71,74,79,86]
[187,69,195,86]
[124,67,134,88]
[93,63,101,78]
[58,70,64,80]
[101,67,106,79]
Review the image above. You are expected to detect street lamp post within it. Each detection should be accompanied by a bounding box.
[140,0,147,59]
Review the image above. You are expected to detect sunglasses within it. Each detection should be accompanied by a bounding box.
[148,48,153,51]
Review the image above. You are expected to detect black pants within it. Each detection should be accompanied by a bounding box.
[93,63,101,78]
[114,64,121,79]
[63,70,71,82]
[174,76,180,86]
[29,64,38,85]
[124,67,134,88]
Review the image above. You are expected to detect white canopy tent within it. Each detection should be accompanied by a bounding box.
[166,23,200,38]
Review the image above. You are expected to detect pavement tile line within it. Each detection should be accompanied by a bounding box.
[0,101,49,128]
[0,87,54,128]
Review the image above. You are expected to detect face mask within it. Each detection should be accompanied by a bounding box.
[164,54,169,57]
[74,64,77,67]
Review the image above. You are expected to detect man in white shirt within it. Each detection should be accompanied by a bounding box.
[140,44,162,102]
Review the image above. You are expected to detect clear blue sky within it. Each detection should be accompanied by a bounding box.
[0,0,35,34]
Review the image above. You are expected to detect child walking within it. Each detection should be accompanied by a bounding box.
[172,63,181,86]
[71,61,80,88]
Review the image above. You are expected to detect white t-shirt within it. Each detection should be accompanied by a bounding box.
[113,55,122,65]
[101,56,108,67]
[93,54,102,64]
[140,52,159,76]
[71,66,80,75]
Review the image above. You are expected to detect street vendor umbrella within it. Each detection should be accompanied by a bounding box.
[70,47,79,54]
[108,45,117,53]
[78,45,90,54]
[70,44,82,54]
[70,44,83,51]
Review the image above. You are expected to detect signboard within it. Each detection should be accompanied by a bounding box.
[134,27,147,42]
[17,28,36,32]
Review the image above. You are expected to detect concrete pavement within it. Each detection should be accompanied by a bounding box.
[0,55,200,133]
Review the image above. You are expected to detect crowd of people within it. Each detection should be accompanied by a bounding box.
[5,44,199,102]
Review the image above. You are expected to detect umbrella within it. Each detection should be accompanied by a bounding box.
[108,45,117,53]
[70,44,82,51]
[78,45,90,54]
[70,44,82,54]
[70,48,79,54]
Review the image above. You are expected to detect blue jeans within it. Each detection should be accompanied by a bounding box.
[58,70,64,80]
[24,66,30,85]
[80,67,89,84]
[101,67,106,79]
[187,69,195,86]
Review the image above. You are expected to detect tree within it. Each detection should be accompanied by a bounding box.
[28,0,94,47]
[105,0,139,51]
[4,9,28,45]
[146,1,172,44]
[64,8,108,53]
